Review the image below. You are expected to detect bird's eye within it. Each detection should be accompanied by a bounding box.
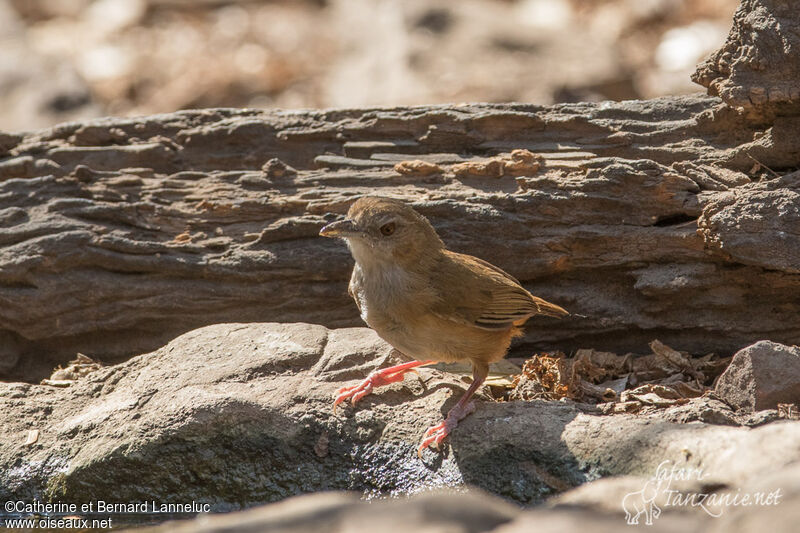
[380,222,396,236]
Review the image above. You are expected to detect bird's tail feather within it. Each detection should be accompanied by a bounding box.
[533,297,569,318]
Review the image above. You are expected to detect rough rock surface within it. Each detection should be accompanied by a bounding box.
[697,172,800,273]
[693,0,800,118]
[135,491,522,533]
[715,340,800,411]
[1,97,800,379]
[132,465,800,533]
[1,323,798,529]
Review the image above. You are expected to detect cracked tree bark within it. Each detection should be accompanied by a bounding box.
[1,0,799,379]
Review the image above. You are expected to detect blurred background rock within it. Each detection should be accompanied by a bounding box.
[0,0,738,132]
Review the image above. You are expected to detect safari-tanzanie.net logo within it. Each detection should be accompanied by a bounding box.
[622,460,782,526]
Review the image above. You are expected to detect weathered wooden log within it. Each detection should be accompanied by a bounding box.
[1,97,797,379]
[1,0,799,379]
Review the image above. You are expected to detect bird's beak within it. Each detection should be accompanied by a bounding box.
[319,219,359,238]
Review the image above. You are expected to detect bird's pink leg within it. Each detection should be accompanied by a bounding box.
[418,363,489,457]
[333,360,435,412]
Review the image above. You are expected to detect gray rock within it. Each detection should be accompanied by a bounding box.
[129,463,800,533]
[697,172,800,274]
[715,340,800,411]
[2,323,799,521]
[706,463,800,533]
[132,490,519,533]
[128,488,698,533]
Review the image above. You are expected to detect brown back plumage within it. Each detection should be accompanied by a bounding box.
[429,250,568,330]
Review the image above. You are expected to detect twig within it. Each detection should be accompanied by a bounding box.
[747,153,781,178]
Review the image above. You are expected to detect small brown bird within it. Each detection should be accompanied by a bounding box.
[320,197,568,455]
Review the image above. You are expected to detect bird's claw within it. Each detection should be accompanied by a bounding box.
[333,368,409,413]
[333,379,374,413]
[417,421,449,457]
[416,400,476,457]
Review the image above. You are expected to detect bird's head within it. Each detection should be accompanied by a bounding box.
[319,197,444,268]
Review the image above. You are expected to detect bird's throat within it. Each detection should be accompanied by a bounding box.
[348,241,417,296]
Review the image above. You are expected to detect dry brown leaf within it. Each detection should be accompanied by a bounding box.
[40,379,73,387]
[778,403,800,420]
[573,348,630,383]
[650,339,704,381]
[598,401,641,414]
[510,352,580,401]
[673,381,705,398]
[509,340,728,410]
[579,380,618,402]
[47,353,103,383]
[24,429,39,446]
[620,384,691,408]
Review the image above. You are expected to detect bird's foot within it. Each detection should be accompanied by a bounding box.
[333,360,433,412]
[417,400,476,457]
[333,371,403,411]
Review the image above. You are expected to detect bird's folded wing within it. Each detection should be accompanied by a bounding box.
[430,251,567,330]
